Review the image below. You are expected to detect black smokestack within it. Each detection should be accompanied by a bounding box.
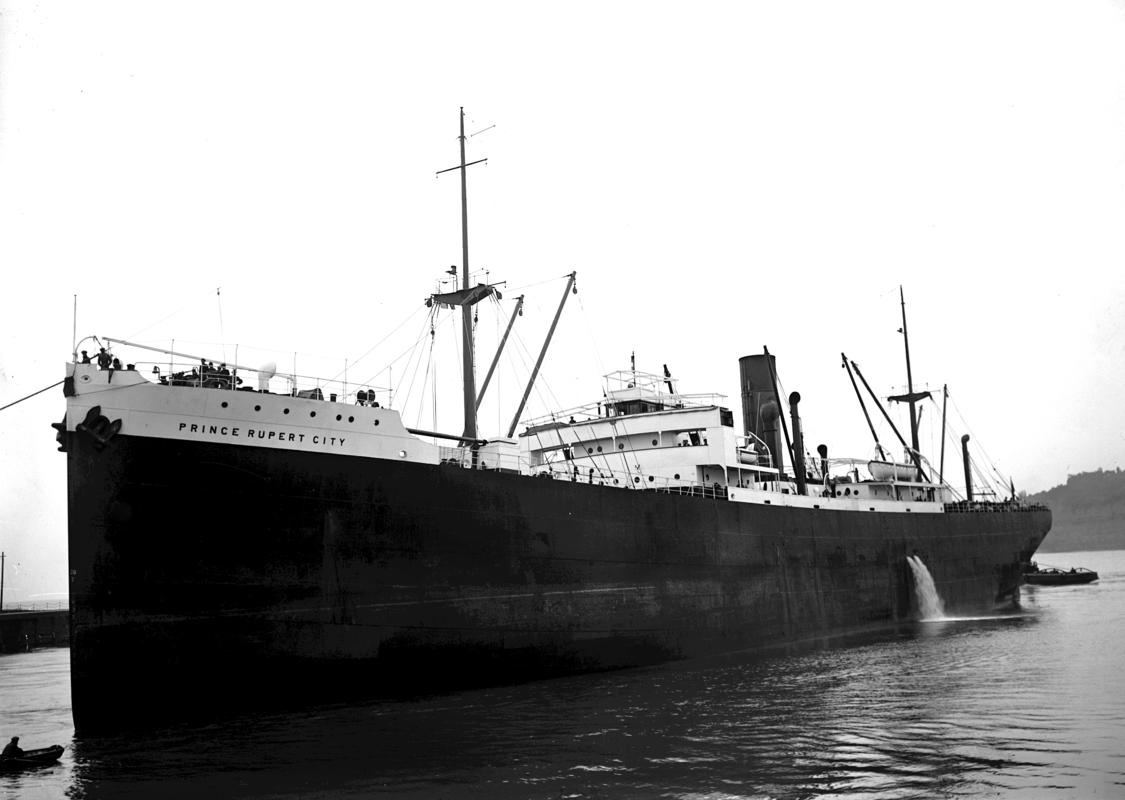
[790,392,806,496]
[739,354,778,450]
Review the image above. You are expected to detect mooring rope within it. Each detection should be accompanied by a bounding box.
[0,380,65,413]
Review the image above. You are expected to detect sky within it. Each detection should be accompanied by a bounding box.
[1,1,1124,601]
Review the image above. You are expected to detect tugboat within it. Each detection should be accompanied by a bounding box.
[1023,561,1099,586]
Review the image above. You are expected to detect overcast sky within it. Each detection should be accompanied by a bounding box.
[2,1,1124,601]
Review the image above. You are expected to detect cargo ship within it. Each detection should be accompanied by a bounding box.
[55,114,1050,735]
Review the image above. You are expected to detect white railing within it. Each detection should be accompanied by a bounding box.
[523,393,726,430]
[438,446,526,472]
[90,352,391,409]
[436,444,732,498]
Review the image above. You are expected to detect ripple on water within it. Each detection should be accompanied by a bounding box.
[3,552,1125,798]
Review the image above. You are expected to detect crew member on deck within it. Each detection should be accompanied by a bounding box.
[2,737,23,758]
[96,348,112,369]
[80,350,91,364]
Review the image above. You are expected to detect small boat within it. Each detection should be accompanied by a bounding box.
[0,745,65,772]
[1023,562,1099,586]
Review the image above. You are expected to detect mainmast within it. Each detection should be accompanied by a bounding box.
[899,286,920,459]
[888,286,930,478]
[434,108,489,442]
[458,108,476,440]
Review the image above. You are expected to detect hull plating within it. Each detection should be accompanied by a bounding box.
[66,431,1049,734]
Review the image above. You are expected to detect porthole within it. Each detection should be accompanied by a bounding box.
[348,416,354,423]
[310,411,317,418]
[336,414,342,421]
[647,476,654,482]
[596,446,603,453]
[587,448,593,455]
[283,408,290,415]
[373,419,380,427]
[618,443,624,450]
[399,450,407,458]
[674,473,680,480]
[221,401,228,408]
[651,439,657,446]
[254,404,261,412]
[633,477,640,483]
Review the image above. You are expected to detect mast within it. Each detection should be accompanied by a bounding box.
[435,108,488,442]
[458,108,476,440]
[938,384,948,486]
[899,286,920,459]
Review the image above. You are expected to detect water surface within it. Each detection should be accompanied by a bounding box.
[2,549,1123,799]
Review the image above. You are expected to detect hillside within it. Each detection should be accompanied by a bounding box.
[1025,469,1125,553]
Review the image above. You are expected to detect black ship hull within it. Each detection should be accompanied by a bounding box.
[66,430,1050,734]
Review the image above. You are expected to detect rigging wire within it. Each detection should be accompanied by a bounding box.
[328,304,431,385]
[574,293,607,384]
[391,307,442,410]
[366,307,456,404]
[412,318,437,430]
[946,390,1007,495]
[406,313,437,426]
[918,389,1008,498]
[505,272,577,295]
[0,381,65,413]
[123,287,221,342]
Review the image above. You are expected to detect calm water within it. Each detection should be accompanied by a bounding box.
[2,550,1124,799]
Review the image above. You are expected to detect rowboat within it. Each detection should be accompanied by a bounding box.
[0,745,65,771]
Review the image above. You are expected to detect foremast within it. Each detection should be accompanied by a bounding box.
[433,107,492,443]
[430,109,577,446]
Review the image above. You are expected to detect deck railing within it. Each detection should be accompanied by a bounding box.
[436,444,733,498]
[87,354,390,409]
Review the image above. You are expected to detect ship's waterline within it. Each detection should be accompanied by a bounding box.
[60,350,1049,735]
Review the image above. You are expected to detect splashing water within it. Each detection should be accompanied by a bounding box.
[907,555,947,620]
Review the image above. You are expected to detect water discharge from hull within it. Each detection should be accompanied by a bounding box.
[907,555,947,620]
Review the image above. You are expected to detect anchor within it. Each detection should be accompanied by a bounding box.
[73,406,122,451]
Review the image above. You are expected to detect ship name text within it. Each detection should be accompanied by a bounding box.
[177,421,346,447]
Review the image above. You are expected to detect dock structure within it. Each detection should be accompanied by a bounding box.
[0,608,69,652]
